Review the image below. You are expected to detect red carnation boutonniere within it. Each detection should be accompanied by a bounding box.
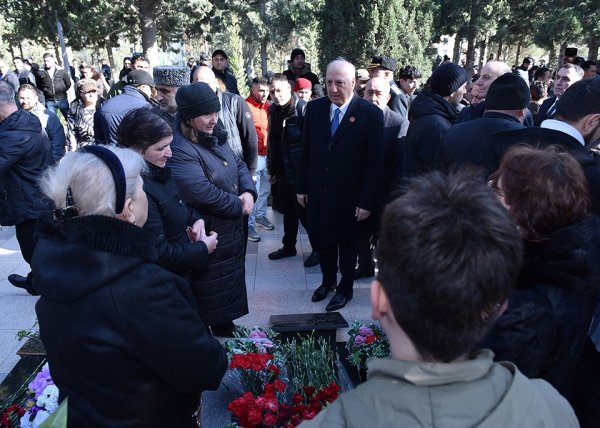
[349,116,356,123]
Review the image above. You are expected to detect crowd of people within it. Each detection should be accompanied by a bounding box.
[0,45,599,427]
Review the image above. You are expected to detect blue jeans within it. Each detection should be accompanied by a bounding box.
[249,155,271,227]
[46,98,69,122]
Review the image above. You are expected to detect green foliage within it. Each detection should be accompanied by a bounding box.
[319,0,436,80]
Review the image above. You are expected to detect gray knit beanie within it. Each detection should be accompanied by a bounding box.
[176,82,221,121]
[153,66,189,87]
[430,63,468,97]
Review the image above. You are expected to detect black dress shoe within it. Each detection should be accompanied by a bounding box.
[326,293,352,312]
[304,251,320,268]
[268,247,297,260]
[354,265,375,279]
[8,274,40,296]
[311,284,335,302]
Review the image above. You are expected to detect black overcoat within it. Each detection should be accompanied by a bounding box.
[169,122,256,325]
[297,95,384,247]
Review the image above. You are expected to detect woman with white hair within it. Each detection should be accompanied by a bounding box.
[33,145,226,427]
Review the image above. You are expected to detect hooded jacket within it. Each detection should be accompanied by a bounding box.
[0,109,52,225]
[404,91,458,177]
[34,214,226,428]
[300,350,578,428]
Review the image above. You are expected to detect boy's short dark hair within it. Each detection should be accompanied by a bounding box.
[376,170,523,362]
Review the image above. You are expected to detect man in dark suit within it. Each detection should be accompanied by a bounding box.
[444,73,529,178]
[297,59,384,312]
[535,63,583,126]
[491,78,600,214]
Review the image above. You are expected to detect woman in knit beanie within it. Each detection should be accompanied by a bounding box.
[168,82,257,337]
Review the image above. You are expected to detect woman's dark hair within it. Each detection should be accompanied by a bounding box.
[490,145,590,241]
[117,108,173,152]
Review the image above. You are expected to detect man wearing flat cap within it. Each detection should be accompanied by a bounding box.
[153,66,189,121]
[94,69,156,145]
[368,55,404,117]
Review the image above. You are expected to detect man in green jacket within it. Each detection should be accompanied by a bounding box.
[301,170,579,428]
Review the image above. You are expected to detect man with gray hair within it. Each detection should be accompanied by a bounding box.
[297,59,384,311]
[456,61,512,123]
[153,66,189,123]
[0,81,52,295]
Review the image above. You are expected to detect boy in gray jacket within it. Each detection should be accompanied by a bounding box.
[301,170,579,428]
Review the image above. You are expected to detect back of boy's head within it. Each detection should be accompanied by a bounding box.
[377,170,523,362]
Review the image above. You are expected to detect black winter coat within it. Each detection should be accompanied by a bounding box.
[169,122,256,325]
[457,100,534,126]
[35,67,71,101]
[484,215,600,401]
[404,91,458,177]
[267,96,306,186]
[0,109,52,225]
[214,68,239,95]
[297,95,384,247]
[444,112,525,178]
[34,214,226,428]
[142,162,208,275]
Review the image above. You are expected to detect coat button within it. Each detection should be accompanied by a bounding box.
[233,184,238,189]
[223,161,228,166]
[178,200,183,205]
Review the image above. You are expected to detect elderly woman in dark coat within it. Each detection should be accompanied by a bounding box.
[117,108,218,277]
[169,82,256,337]
[484,145,600,410]
[34,145,226,427]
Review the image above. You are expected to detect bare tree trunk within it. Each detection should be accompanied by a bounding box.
[588,37,599,61]
[138,0,159,67]
[259,0,268,76]
[478,36,487,70]
[104,39,116,81]
[515,41,521,67]
[452,33,462,63]
[465,0,480,76]
[548,48,557,70]
[496,38,503,60]
[557,43,566,74]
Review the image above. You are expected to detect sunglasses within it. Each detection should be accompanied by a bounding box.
[82,90,97,94]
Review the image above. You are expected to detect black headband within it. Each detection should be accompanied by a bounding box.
[79,145,127,214]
